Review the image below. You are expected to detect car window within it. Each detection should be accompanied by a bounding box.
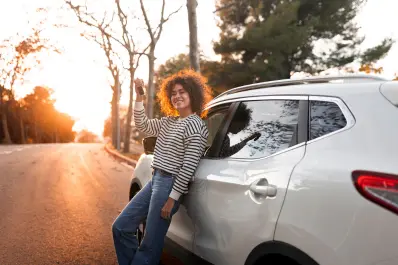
[219,100,300,159]
[310,100,347,140]
[203,105,229,150]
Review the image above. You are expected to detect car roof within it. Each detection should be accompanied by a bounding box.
[207,74,391,107]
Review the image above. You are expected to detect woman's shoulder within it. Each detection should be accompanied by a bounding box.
[185,114,206,125]
[184,115,208,135]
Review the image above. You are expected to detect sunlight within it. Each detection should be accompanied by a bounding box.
[16,52,111,137]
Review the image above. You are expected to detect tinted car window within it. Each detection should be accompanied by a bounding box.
[219,100,299,159]
[310,100,347,140]
[204,111,227,149]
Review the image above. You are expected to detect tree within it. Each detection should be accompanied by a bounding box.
[153,53,229,117]
[113,0,148,153]
[0,29,52,143]
[0,86,76,144]
[213,0,394,88]
[187,0,200,72]
[139,0,182,119]
[66,0,123,149]
[76,129,100,143]
[66,0,150,152]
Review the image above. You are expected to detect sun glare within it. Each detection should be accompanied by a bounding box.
[16,52,112,137]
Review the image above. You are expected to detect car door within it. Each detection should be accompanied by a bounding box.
[165,102,234,255]
[191,96,308,265]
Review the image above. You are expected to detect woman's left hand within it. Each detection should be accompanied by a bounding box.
[161,197,175,219]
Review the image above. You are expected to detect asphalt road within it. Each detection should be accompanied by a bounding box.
[0,143,136,265]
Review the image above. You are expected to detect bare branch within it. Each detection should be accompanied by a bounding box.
[65,0,125,48]
[139,0,154,42]
[115,0,135,50]
[154,3,183,42]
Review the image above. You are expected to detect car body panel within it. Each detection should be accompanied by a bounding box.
[275,91,398,265]
[191,144,306,265]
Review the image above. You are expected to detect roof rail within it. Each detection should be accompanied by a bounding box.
[214,74,388,99]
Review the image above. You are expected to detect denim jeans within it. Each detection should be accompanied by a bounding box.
[112,169,180,265]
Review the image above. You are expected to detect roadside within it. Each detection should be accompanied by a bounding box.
[104,141,144,167]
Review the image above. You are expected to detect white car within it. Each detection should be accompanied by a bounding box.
[129,74,398,265]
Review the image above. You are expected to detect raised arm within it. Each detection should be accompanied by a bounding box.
[133,78,165,137]
[133,102,164,137]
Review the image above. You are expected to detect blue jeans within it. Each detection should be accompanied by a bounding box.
[112,169,180,265]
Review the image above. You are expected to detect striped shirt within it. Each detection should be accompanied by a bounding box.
[133,101,209,200]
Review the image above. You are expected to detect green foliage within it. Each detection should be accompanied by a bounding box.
[213,0,394,87]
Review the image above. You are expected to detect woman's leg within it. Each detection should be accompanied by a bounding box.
[112,179,152,265]
[131,172,180,265]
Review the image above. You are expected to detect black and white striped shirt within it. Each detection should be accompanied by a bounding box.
[134,102,209,200]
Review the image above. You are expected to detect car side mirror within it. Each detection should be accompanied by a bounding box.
[143,137,157,154]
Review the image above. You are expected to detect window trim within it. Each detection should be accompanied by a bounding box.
[307,96,355,144]
[203,96,308,162]
[205,95,308,110]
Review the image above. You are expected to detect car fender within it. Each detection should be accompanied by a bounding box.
[129,153,153,198]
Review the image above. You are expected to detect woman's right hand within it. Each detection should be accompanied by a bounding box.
[134,78,144,88]
[134,78,145,101]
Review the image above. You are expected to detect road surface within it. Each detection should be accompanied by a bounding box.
[0,143,136,265]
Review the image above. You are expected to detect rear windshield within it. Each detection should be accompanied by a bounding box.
[380,83,398,107]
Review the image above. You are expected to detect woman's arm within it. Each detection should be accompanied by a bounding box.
[133,79,164,137]
[133,101,164,137]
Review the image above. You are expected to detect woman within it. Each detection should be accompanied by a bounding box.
[112,69,212,265]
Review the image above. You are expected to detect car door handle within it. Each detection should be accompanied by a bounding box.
[249,178,277,197]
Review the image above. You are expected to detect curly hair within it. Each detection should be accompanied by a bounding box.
[157,69,213,118]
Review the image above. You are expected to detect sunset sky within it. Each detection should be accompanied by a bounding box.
[0,0,397,137]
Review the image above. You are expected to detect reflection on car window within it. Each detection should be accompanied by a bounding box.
[219,100,299,159]
[204,109,228,149]
[310,100,347,140]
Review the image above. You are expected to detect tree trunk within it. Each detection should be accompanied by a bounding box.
[123,70,135,153]
[111,89,118,148]
[1,112,12,144]
[34,116,41,143]
[187,0,200,72]
[0,92,12,144]
[147,49,156,119]
[20,115,26,144]
[110,75,121,149]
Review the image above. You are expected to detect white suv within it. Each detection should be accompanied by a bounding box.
[129,74,398,265]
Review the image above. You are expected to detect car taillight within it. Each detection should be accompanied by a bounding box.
[352,171,398,215]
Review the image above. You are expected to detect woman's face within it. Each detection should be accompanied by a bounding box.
[171,83,191,112]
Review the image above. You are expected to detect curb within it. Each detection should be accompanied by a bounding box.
[104,144,138,167]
